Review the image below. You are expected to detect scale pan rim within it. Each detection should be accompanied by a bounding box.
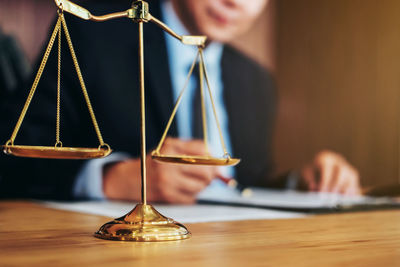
[2,145,112,159]
[151,153,240,166]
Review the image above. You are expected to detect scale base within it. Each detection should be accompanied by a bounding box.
[94,204,191,241]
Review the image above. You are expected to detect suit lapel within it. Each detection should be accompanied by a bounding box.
[222,46,261,185]
[222,46,244,160]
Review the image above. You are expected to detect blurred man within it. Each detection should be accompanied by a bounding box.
[0,0,360,202]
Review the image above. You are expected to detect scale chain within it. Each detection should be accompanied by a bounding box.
[199,50,230,158]
[7,17,62,145]
[56,17,62,147]
[7,12,109,152]
[154,48,229,158]
[60,14,106,148]
[198,47,209,154]
[154,51,201,154]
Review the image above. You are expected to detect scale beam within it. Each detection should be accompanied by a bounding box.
[54,0,206,46]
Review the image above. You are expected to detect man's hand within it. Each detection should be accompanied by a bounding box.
[103,138,219,203]
[299,150,361,195]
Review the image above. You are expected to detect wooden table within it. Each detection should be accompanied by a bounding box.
[0,201,400,266]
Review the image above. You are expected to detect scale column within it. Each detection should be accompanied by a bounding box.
[138,20,147,205]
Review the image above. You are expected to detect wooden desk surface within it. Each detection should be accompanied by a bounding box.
[0,201,399,267]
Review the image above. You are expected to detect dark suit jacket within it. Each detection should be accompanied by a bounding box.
[0,0,277,200]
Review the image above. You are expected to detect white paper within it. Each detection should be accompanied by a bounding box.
[42,201,306,223]
[197,184,394,210]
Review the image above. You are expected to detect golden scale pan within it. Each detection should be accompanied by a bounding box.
[1,0,240,242]
[2,9,112,159]
[151,44,240,166]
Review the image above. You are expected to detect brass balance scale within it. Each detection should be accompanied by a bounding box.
[2,0,240,241]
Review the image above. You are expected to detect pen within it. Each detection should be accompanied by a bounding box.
[216,174,253,197]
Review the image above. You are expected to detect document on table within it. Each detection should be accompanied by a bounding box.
[42,201,306,223]
[197,184,399,212]
[42,183,399,222]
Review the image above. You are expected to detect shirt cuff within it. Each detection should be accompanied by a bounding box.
[73,152,130,200]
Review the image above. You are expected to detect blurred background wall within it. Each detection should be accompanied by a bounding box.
[1,0,399,187]
[274,0,400,187]
[0,0,55,63]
